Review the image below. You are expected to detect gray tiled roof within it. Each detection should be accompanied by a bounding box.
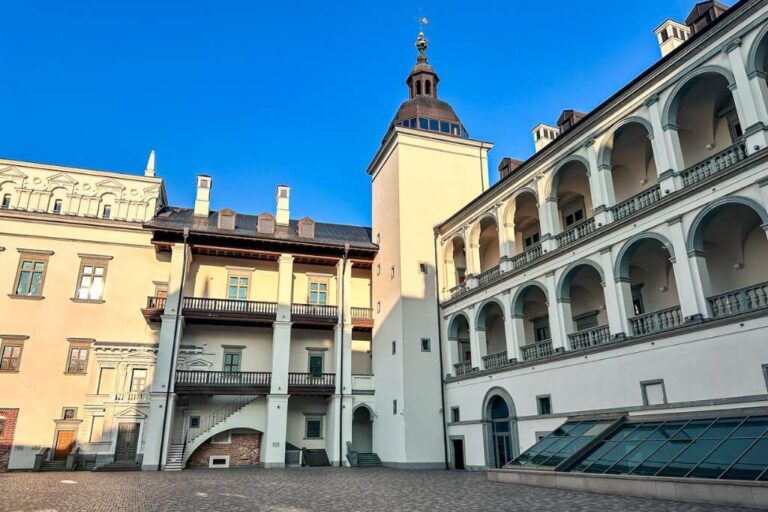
[147,207,377,250]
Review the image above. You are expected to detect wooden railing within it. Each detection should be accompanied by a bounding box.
[291,303,338,318]
[482,351,512,370]
[630,306,683,336]
[351,307,373,319]
[556,218,596,248]
[183,297,277,316]
[680,141,747,187]
[476,265,503,287]
[453,361,474,377]
[708,282,768,319]
[520,339,554,361]
[568,325,611,351]
[448,281,469,299]
[509,244,543,271]
[175,370,271,387]
[145,296,167,309]
[287,372,335,388]
[611,185,662,221]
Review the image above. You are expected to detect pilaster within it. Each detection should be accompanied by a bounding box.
[724,38,768,152]
[263,394,290,468]
[599,247,627,337]
[668,217,708,320]
[326,394,354,466]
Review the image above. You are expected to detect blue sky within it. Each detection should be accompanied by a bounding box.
[0,0,715,226]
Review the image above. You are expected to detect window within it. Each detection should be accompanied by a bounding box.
[440,121,449,133]
[0,342,22,372]
[308,353,324,375]
[14,254,50,297]
[257,214,275,234]
[726,111,743,142]
[763,365,768,392]
[532,316,550,342]
[76,260,108,300]
[376,264,381,276]
[537,396,552,415]
[227,273,249,300]
[305,416,323,439]
[376,301,381,313]
[429,119,439,131]
[61,408,77,420]
[130,368,148,392]
[451,407,460,423]
[391,340,396,355]
[419,117,428,130]
[223,350,241,373]
[418,263,428,274]
[97,367,115,394]
[52,199,63,214]
[421,338,431,352]
[574,311,599,332]
[66,346,89,374]
[631,284,645,316]
[641,380,667,406]
[524,232,540,248]
[154,282,168,299]
[563,207,585,227]
[101,205,112,219]
[217,210,236,230]
[425,80,432,95]
[1,194,10,209]
[211,431,231,444]
[393,399,398,415]
[390,266,395,279]
[189,416,201,429]
[415,80,422,95]
[308,278,328,305]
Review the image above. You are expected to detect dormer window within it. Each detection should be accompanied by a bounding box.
[217,208,236,230]
[297,217,315,238]
[257,213,276,235]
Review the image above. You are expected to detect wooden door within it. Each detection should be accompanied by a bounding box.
[114,422,140,462]
[54,431,75,461]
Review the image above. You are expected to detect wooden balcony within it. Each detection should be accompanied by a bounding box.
[183,297,278,325]
[351,307,374,330]
[290,303,338,328]
[175,370,271,395]
[141,296,166,321]
[287,372,335,395]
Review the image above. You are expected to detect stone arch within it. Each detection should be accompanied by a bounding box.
[502,186,540,222]
[481,387,518,468]
[469,212,501,272]
[547,154,591,201]
[747,24,768,77]
[353,402,375,416]
[510,280,548,316]
[556,259,606,301]
[447,311,471,340]
[614,232,676,281]
[661,65,737,129]
[596,116,655,170]
[475,297,506,330]
[687,196,768,253]
[183,426,264,465]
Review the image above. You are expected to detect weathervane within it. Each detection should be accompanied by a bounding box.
[415,15,429,61]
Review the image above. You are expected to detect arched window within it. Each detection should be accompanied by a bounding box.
[1,194,10,209]
[425,80,432,96]
[416,80,422,96]
[102,205,112,219]
[53,199,63,214]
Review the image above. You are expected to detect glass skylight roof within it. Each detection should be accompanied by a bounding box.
[507,415,768,482]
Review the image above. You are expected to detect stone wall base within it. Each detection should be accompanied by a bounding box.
[187,432,261,468]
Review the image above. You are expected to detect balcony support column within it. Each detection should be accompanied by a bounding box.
[276,254,294,322]
[500,290,518,363]
[585,139,613,227]
[538,198,560,252]
[467,304,483,370]
[510,314,526,361]
[263,394,290,468]
[545,271,567,353]
[143,241,190,471]
[326,394,354,466]
[495,202,513,269]
[647,95,685,194]
[668,216,708,320]
[724,38,768,153]
[599,247,628,338]
[334,323,353,395]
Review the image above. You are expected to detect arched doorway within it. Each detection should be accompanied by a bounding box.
[352,406,373,454]
[551,159,595,245]
[483,390,517,468]
[476,300,507,368]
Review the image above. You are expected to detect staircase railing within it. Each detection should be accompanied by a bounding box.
[183,395,258,455]
[346,441,358,467]
[33,448,50,471]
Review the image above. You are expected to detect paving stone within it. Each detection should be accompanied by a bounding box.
[0,467,756,512]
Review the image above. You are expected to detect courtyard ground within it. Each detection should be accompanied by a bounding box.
[0,467,756,512]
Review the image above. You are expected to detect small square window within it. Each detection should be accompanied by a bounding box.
[537,395,552,415]
[450,407,460,423]
[305,417,323,439]
[391,340,396,355]
[418,263,428,274]
[421,338,431,352]
[641,380,667,406]
[189,416,201,429]
[62,408,77,420]
[393,399,398,415]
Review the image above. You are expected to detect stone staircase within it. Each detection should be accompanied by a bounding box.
[164,444,185,471]
[356,453,382,467]
[39,460,67,472]
[92,461,142,472]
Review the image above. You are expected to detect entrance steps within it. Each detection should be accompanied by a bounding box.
[163,444,185,471]
[356,453,382,467]
[39,461,67,472]
[93,461,142,472]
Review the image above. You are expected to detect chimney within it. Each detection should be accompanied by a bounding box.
[532,123,559,152]
[194,175,212,217]
[144,150,156,177]
[654,20,691,57]
[557,110,586,135]
[685,1,728,35]
[276,185,290,226]
[498,157,524,180]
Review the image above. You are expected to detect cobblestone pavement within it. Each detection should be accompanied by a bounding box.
[0,468,755,512]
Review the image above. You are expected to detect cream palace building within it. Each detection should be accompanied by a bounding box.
[3,0,768,506]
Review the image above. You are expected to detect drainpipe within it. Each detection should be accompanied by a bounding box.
[157,227,189,471]
[433,232,450,470]
[338,243,349,466]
